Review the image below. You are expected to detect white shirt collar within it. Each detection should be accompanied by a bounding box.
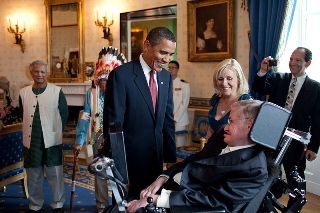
[290,73,306,104]
[293,73,306,84]
[220,144,255,155]
[139,54,157,87]
[139,54,152,75]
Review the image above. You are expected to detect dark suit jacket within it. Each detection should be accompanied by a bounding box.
[103,60,176,197]
[168,145,268,212]
[253,72,320,163]
[164,125,227,178]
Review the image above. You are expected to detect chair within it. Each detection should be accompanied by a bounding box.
[176,110,209,160]
[191,110,209,143]
[0,123,28,198]
[171,102,308,213]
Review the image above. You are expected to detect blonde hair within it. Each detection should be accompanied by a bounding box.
[212,58,249,96]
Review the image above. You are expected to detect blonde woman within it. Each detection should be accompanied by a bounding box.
[206,58,251,139]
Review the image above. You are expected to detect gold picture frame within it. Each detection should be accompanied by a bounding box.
[188,0,233,62]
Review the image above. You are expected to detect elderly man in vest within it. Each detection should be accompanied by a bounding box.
[19,60,68,213]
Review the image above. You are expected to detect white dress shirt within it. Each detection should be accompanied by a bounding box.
[139,54,158,90]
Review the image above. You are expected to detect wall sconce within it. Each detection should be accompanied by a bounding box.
[6,16,26,53]
[94,7,114,44]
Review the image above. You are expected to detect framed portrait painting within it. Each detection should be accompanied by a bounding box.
[188,0,233,61]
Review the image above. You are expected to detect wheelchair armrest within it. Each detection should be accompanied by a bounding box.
[170,206,226,213]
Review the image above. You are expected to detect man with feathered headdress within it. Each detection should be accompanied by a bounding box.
[73,46,126,213]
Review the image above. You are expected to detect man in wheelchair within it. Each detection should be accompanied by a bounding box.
[126,100,271,212]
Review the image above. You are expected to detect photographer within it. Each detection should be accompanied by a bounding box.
[252,47,320,190]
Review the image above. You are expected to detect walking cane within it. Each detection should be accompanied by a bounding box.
[70,149,79,213]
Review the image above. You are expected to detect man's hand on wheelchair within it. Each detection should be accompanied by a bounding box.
[126,196,148,213]
[305,149,317,161]
[140,176,167,198]
[127,194,160,213]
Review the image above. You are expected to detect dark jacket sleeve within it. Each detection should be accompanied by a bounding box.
[307,82,320,152]
[162,73,177,163]
[58,89,68,128]
[102,68,126,156]
[252,72,268,95]
[169,150,268,212]
[163,126,226,177]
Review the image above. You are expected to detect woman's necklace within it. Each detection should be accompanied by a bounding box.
[218,96,238,115]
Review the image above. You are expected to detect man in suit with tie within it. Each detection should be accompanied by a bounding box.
[126,100,269,212]
[252,47,320,188]
[103,27,177,198]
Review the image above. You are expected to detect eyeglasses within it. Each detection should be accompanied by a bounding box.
[227,118,252,125]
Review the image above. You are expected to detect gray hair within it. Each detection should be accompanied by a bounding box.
[212,58,249,96]
[29,60,48,72]
[231,100,263,120]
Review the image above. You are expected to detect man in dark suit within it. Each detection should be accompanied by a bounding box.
[252,47,320,186]
[103,27,177,198]
[127,100,269,212]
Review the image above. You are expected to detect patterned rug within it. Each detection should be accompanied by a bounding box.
[63,163,95,191]
[0,163,96,213]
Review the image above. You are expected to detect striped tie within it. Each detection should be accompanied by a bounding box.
[285,77,297,111]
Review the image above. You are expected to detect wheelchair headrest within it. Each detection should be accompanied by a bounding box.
[250,102,291,150]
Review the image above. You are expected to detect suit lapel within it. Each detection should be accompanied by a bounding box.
[133,61,155,119]
[156,69,166,119]
[279,74,293,106]
[292,76,312,111]
[284,74,292,95]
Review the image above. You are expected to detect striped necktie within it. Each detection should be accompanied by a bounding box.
[285,77,297,111]
[149,70,157,112]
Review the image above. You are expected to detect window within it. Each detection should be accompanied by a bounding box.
[278,0,320,82]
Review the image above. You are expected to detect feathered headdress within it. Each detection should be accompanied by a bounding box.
[94,46,127,82]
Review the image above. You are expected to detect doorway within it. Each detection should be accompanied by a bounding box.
[120,5,177,62]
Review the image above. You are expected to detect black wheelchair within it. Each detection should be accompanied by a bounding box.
[89,102,310,213]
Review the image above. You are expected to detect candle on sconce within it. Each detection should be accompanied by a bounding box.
[94,7,99,22]
[104,8,107,19]
[7,17,12,29]
[112,11,114,23]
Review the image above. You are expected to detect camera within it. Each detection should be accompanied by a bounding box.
[268,59,277,67]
